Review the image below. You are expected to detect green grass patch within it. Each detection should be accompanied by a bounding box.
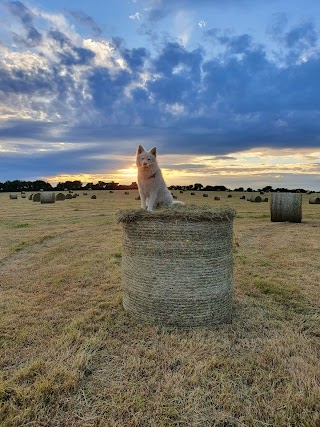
[13,223,29,228]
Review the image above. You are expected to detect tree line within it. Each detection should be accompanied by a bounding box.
[0,180,315,193]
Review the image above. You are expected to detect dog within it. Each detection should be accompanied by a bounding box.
[136,145,183,211]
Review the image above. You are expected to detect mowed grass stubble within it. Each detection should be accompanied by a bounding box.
[0,190,319,426]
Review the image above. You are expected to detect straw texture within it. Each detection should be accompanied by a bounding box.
[32,193,41,202]
[309,196,320,204]
[271,193,302,223]
[117,205,236,327]
[56,193,66,201]
[40,192,55,204]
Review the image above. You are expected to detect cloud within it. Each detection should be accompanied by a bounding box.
[142,0,260,21]
[67,10,102,36]
[5,0,34,24]
[1,0,320,188]
[129,12,141,20]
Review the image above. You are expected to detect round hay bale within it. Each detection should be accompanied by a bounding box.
[117,205,236,327]
[180,190,184,193]
[227,195,232,198]
[125,191,129,195]
[83,192,88,195]
[261,197,269,202]
[68,190,73,193]
[109,190,114,193]
[64,188,68,191]
[65,194,72,199]
[240,195,246,199]
[21,194,26,198]
[191,192,195,195]
[72,194,77,198]
[33,193,41,202]
[40,192,55,204]
[28,194,33,200]
[91,195,97,199]
[56,193,66,201]
[21,191,26,195]
[309,196,320,204]
[135,196,141,200]
[271,193,302,223]
[250,195,262,202]
[9,194,18,199]
[203,194,208,198]
[214,196,220,200]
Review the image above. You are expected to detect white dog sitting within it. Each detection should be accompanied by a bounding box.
[136,145,183,211]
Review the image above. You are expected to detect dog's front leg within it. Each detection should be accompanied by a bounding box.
[147,192,157,211]
[140,193,147,209]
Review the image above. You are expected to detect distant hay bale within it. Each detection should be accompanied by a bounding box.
[9,194,18,199]
[56,193,66,201]
[309,196,320,204]
[91,195,97,199]
[68,190,73,193]
[240,195,246,199]
[32,193,41,202]
[214,196,220,200]
[40,189,44,192]
[173,195,178,199]
[124,192,129,195]
[227,195,232,198]
[191,192,195,195]
[117,205,236,327]
[83,192,87,195]
[260,191,264,194]
[21,191,26,195]
[109,190,114,193]
[135,196,141,200]
[271,193,302,223]
[203,194,208,197]
[65,194,72,199]
[250,195,262,202]
[28,194,33,200]
[21,194,26,198]
[40,192,55,204]
[261,197,269,202]
[72,194,77,198]
[64,188,68,191]
[180,190,184,193]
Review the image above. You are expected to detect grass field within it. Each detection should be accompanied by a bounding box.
[0,190,319,427]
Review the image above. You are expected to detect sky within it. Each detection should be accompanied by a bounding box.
[1,0,320,190]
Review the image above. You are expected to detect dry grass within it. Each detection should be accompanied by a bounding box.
[0,191,319,426]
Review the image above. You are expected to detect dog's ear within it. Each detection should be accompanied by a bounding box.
[150,147,157,157]
[137,145,145,155]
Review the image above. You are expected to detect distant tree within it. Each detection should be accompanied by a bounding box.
[193,183,203,191]
[262,185,273,192]
[203,185,228,192]
[234,187,244,192]
[247,188,253,192]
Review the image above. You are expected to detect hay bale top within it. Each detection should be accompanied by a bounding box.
[117,204,236,224]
